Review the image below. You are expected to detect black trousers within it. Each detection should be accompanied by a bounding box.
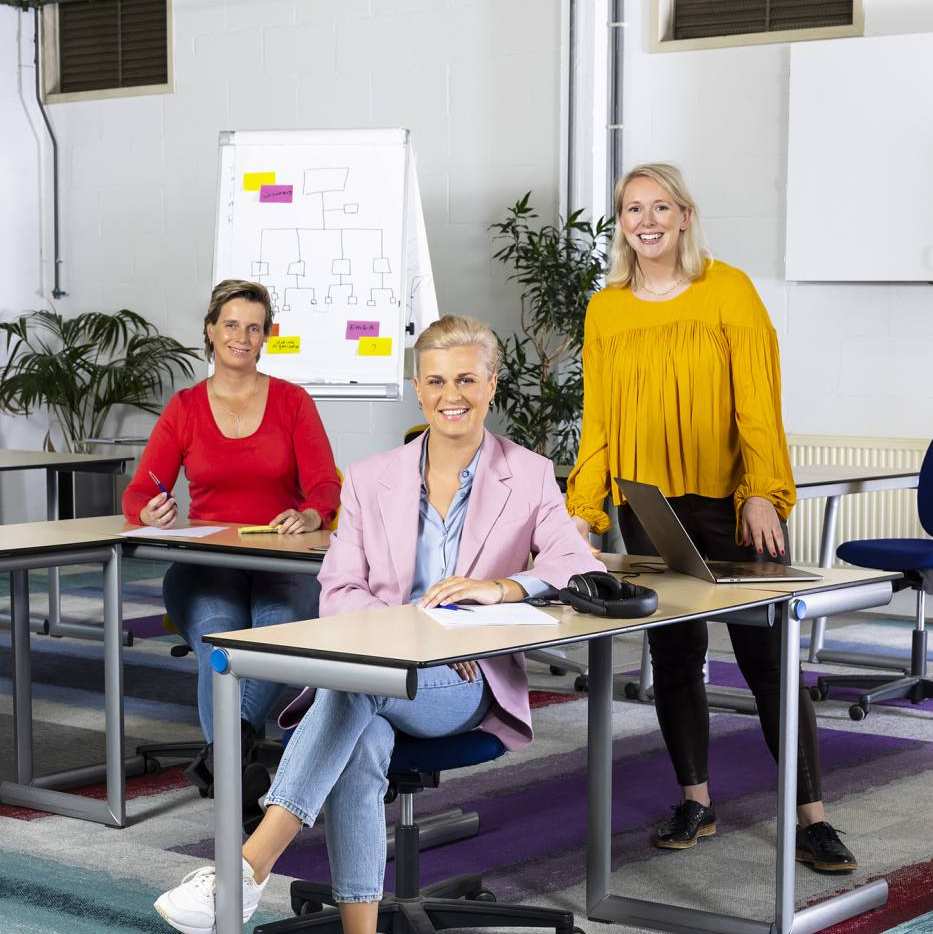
[619,494,822,806]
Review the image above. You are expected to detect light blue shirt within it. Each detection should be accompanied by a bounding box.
[409,437,550,603]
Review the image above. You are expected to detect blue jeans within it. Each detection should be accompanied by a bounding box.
[162,563,320,742]
[264,665,491,903]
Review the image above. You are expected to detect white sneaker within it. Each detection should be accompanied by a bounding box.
[154,857,267,934]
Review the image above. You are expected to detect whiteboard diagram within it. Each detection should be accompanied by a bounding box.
[213,129,438,399]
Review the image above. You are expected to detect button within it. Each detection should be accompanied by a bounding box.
[460,470,469,479]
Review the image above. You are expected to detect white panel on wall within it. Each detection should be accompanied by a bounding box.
[786,33,933,281]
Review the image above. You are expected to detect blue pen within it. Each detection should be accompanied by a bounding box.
[148,470,169,496]
[438,603,473,612]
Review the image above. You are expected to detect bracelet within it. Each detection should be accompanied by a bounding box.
[493,580,505,604]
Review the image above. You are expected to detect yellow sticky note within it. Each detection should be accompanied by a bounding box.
[243,171,276,191]
[266,335,300,354]
[358,337,392,357]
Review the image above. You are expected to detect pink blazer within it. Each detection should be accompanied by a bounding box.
[283,431,605,749]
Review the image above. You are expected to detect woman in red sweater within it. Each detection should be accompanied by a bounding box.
[123,279,340,796]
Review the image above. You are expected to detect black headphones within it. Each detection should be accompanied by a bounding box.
[559,571,658,619]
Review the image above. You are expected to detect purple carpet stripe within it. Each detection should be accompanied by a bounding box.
[172,720,933,899]
[123,614,170,640]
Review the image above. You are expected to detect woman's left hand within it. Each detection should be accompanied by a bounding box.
[449,660,480,682]
[269,508,323,535]
[740,496,785,558]
[419,576,511,608]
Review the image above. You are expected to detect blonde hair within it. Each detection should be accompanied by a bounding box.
[413,314,501,377]
[605,163,710,290]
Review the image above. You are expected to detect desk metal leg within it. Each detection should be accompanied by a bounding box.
[45,468,62,635]
[214,666,244,934]
[0,546,127,827]
[586,635,613,915]
[808,495,839,662]
[11,570,34,783]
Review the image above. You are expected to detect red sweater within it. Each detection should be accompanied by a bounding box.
[122,377,340,526]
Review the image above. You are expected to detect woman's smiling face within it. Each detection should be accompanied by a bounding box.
[619,175,691,266]
[413,344,496,445]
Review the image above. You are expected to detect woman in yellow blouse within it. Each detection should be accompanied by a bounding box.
[567,163,856,874]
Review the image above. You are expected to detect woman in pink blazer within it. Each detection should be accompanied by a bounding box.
[155,315,604,934]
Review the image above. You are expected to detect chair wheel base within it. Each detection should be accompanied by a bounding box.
[574,674,589,692]
[849,703,868,721]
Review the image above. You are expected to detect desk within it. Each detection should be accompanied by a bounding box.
[205,562,896,934]
[629,464,922,710]
[0,449,133,639]
[794,465,920,666]
[0,515,126,826]
[0,517,329,828]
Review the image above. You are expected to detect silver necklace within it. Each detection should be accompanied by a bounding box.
[211,375,259,437]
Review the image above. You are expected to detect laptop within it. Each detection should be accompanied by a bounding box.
[617,479,822,584]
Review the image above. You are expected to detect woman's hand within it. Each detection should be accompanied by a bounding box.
[419,576,520,608]
[740,496,785,558]
[269,508,322,535]
[139,491,177,529]
[571,515,602,556]
[449,660,480,682]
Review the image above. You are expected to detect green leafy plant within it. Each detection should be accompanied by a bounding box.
[490,193,613,463]
[0,308,200,452]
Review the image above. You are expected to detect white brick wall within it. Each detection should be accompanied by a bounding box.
[0,0,561,521]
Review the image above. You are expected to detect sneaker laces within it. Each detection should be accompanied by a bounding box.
[179,866,216,896]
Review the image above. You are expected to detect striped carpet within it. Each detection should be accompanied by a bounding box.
[0,565,931,934]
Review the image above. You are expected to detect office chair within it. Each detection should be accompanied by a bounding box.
[817,440,933,721]
[254,730,578,934]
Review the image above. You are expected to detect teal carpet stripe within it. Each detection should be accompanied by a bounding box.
[0,849,280,934]
[886,914,933,933]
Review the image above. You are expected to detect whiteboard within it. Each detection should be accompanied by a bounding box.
[786,33,933,282]
[213,129,438,398]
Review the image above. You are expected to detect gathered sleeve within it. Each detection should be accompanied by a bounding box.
[317,465,389,617]
[291,391,341,527]
[724,277,796,530]
[565,304,612,534]
[121,393,186,524]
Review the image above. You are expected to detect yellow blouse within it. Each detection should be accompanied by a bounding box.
[566,259,795,535]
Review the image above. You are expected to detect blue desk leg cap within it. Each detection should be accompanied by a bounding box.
[211,648,230,674]
[791,598,807,621]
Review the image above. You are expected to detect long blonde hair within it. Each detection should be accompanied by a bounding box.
[605,163,710,290]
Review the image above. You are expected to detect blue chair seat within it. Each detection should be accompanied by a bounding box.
[390,730,506,773]
[836,538,933,572]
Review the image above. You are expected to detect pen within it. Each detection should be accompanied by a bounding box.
[148,470,169,495]
[438,603,473,612]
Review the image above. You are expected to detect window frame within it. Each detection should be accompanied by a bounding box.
[41,1,174,104]
[649,0,864,53]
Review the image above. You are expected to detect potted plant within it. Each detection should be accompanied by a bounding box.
[490,193,613,465]
[0,307,200,513]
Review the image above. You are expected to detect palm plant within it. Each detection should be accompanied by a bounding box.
[0,308,200,452]
[490,194,613,464]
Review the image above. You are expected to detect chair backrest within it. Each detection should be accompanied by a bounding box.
[919,441,933,538]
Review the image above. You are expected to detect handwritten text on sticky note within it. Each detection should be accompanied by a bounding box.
[243,172,276,191]
[259,184,293,203]
[358,337,392,357]
[266,336,301,355]
[345,320,380,339]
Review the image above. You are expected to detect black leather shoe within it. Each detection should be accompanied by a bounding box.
[182,720,261,799]
[242,761,272,834]
[654,800,717,849]
[796,822,857,873]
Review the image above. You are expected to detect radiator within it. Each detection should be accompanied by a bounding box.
[787,435,928,566]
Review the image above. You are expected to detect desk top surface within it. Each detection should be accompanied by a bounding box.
[0,449,133,471]
[205,558,896,668]
[0,516,330,558]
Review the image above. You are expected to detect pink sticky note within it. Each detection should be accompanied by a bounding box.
[345,320,380,339]
[259,184,293,203]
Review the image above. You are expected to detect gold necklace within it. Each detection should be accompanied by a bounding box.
[210,375,260,437]
[640,276,685,297]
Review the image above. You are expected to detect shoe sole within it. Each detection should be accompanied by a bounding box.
[654,822,717,850]
[795,849,858,873]
[153,900,211,934]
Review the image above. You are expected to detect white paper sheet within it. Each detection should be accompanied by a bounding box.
[120,525,229,539]
[422,603,557,627]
